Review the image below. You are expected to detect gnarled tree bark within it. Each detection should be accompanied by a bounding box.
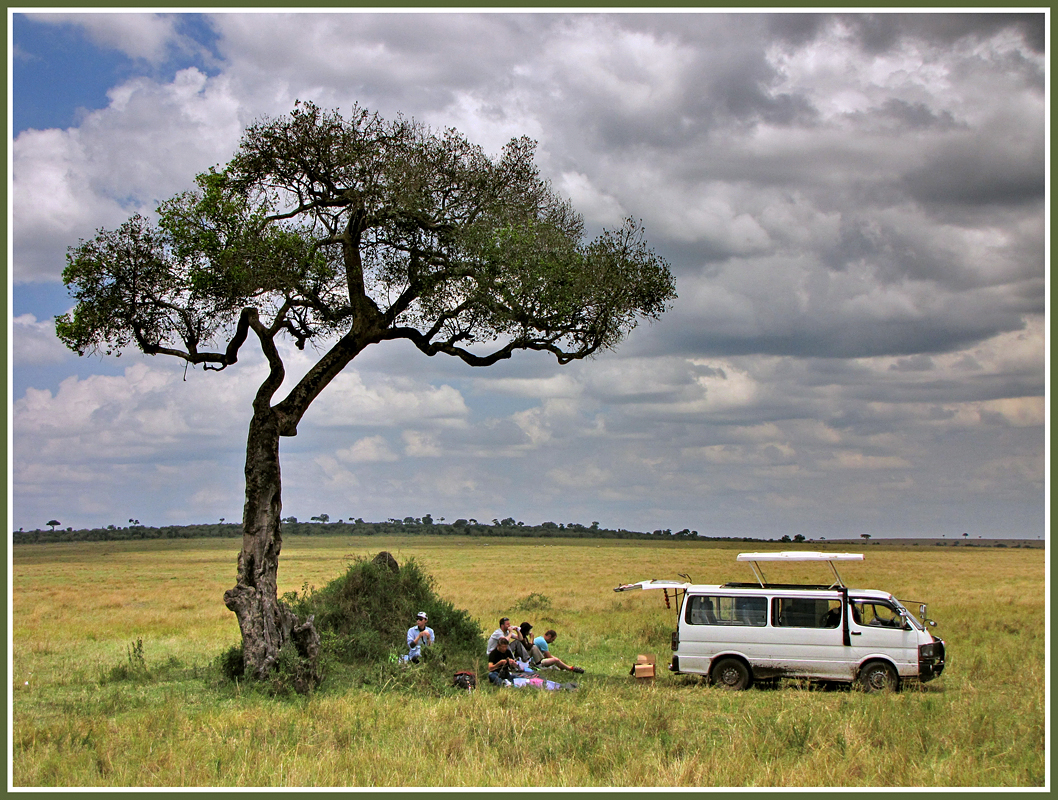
[222,408,320,682]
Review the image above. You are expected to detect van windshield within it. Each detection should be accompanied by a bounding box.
[893,599,923,630]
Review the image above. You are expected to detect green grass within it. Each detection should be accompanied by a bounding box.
[11,536,1046,787]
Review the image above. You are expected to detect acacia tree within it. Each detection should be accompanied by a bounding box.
[56,102,676,684]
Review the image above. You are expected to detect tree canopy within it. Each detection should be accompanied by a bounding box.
[58,102,676,433]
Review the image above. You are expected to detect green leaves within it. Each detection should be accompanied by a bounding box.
[58,101,675,379]
[57,215,174,357]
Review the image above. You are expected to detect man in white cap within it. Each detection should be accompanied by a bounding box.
[406,611,435,663]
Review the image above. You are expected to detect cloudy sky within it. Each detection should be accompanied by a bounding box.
[10,11,1047,539]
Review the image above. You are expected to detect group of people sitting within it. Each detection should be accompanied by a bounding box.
[404,612,586,686]
[486,617,585,686]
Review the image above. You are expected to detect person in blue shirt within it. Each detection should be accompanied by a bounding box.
[406,611,435,663]
[531,629,584,673]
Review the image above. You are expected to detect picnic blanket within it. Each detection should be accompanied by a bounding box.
[511,676,578,691]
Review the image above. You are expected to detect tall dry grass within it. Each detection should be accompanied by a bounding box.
[11,536,1046,787]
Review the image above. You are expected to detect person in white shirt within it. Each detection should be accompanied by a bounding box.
[406,611,435,663]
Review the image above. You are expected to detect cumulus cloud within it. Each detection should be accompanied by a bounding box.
[27,12,190,63]
[336,435,399,464]
[12,314,72,365]
[305,371,469,429]
[13,66,245,283]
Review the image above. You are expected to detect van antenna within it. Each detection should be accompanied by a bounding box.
[678,573,692,583]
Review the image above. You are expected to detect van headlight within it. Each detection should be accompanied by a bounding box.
[920,643,935,658]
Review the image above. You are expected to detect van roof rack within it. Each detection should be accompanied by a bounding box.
[736,551,863,588]
[721,582,836,590]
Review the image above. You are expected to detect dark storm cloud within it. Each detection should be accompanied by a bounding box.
[866,99,958,131]
[903,143,1046,208]
[765,12,1046,52]
[666,295,1032,360]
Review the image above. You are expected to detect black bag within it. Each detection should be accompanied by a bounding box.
[453,670,477,691]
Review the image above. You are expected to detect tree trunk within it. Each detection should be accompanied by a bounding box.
[223,407,320,689]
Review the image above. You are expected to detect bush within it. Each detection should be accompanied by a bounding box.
[282,553,483,694]
[516,592,552,612]
[217,643,245,682]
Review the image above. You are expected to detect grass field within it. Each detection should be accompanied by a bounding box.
[10,535,1047,787]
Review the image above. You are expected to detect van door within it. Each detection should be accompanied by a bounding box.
[848,599,920,678]
[770,595,854,680]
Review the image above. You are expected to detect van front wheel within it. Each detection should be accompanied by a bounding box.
[711,658,751,690]
[858,661,898,692]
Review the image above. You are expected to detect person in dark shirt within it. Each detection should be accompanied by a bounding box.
[488,638,518,685]
[507,621,534,663]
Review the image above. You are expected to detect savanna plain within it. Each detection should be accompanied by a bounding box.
[10,536,1046,787]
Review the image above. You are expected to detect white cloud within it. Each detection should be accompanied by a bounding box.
[402,431,443,458]
[309,455,363,494]
[546,461,612,491]
[13,67,244,283]
[28,12,187,63]
[824,451,914,470]
[476,373,580,399]
[555,171,627,229]
[336,435,398,463]
[13,361,252,460]
[12,314,72,365]
[306,370,469,429]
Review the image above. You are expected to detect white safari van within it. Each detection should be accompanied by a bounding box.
[615,551,946,691]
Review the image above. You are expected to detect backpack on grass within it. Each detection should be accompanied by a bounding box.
[453,670,477,691]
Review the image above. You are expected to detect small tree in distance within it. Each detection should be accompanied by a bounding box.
[46,520,61,531]
[55,102,676,686]
[861,533,872,542]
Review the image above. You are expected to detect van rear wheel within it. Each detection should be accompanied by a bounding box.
[711,657,751,690]
[858,661,898,692]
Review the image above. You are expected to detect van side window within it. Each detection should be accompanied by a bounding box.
[686,595,766,626]
[773,597,842,628]
[851,600,905,628]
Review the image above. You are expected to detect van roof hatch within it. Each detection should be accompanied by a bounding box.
[736,551,863,588]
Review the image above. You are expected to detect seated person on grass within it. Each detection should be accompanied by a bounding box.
[488,616,531,663]
[532,629,584,673]
[487,638,518,685]
[406,611,435,663]
[486,617,512,653]
[508,621,535,663]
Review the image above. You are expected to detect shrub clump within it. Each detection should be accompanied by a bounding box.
[281,552,484,693]
[516,592,552,612]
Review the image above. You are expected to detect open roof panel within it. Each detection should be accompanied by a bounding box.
[736,552,863,562]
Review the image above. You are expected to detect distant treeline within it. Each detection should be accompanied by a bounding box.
[12,517,770,545]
